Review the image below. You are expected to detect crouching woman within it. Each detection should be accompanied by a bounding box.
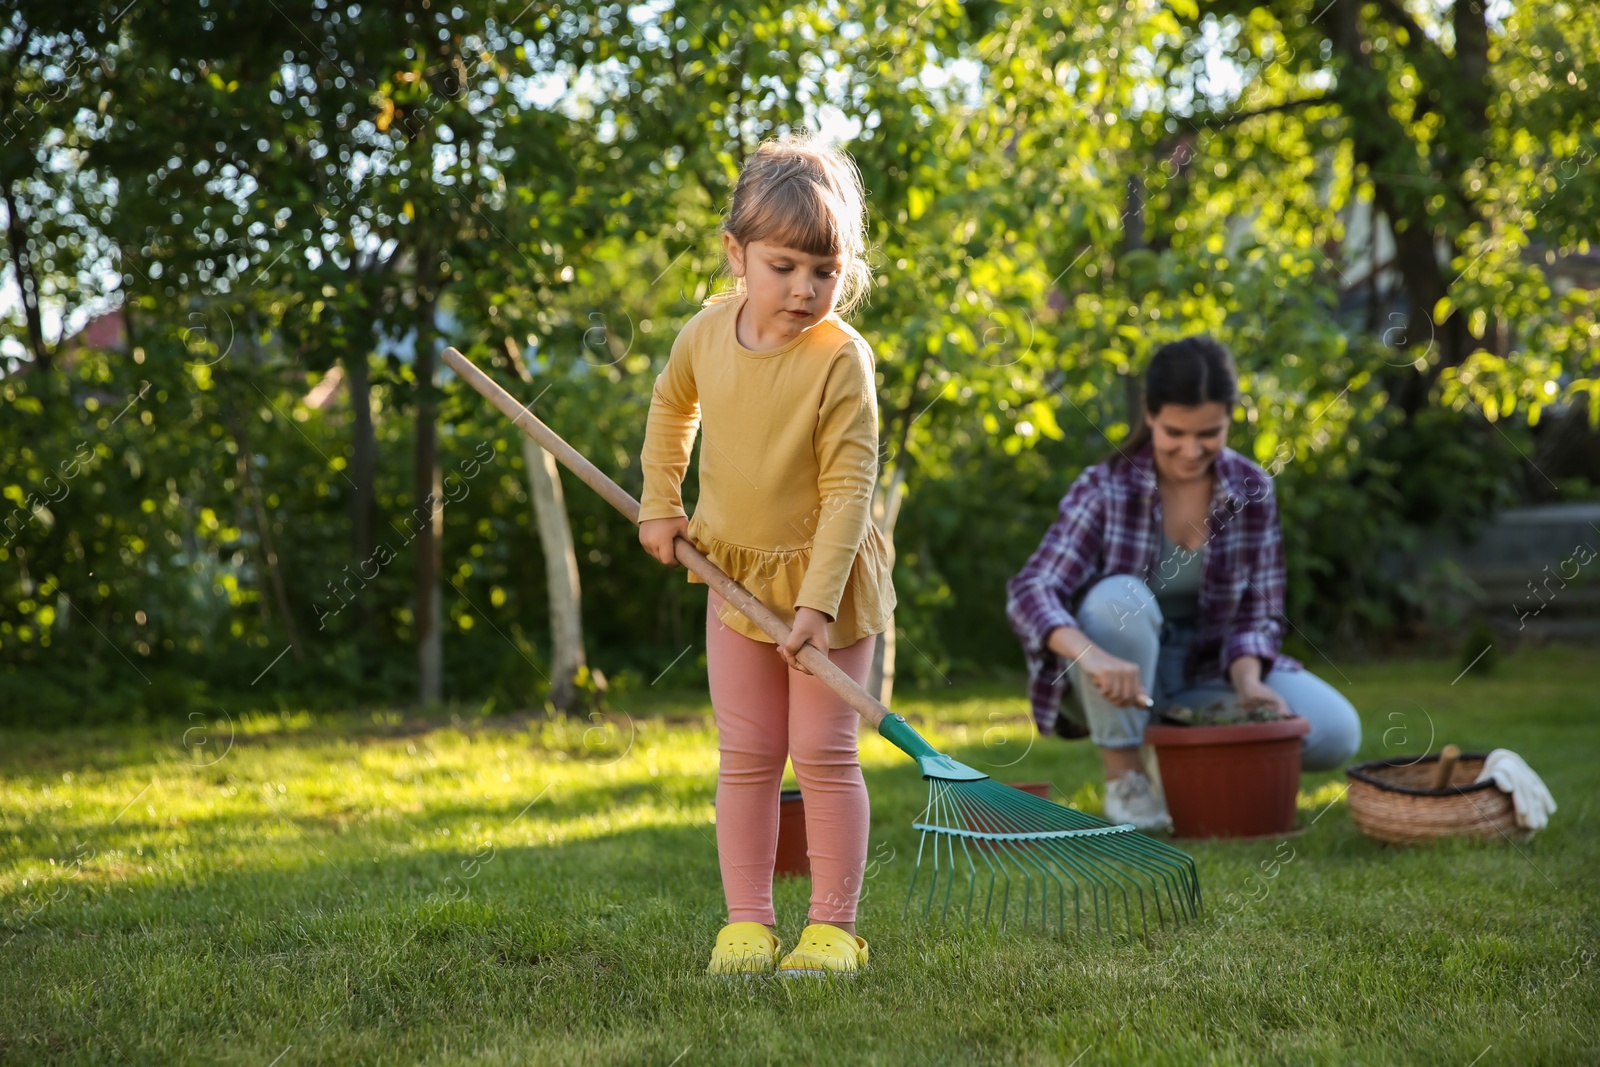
[1005,336,1361,830]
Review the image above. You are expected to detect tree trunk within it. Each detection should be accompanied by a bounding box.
[867,463,908,705]
[3,183,50,373]
[525,438,586,710]
[414,261,443,706]
[505,338,587,711]
[225,401,304,663]
[345,350,377,563]
[1325,0,1490,418]
[1123,173,1146,253]
[345,349,379,640]
[869,362,931,706]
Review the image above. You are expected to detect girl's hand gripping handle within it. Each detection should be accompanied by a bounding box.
[639,516,689,565]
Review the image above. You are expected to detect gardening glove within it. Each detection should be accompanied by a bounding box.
[1473,749,1557,831]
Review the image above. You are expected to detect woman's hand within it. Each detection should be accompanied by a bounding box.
[638,516,689,565]
[1228,655,1290,718]
[1077,645,1151,708]
[1233,677,1290,718]
[1047,626,1150,708]
[779,607,832,674]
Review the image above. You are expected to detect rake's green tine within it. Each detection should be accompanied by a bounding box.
[1029,811,1164,937]
[941,789,963,924]
[974,836,1001,927]
[991,839,1012,929]
[907,827,936,918]
[960,831,998,927]
[1045,847,1068,936]
[939,824,959,923]
[1072,859,1082,936]
[1107,838,1184,927]
[957,835,981,924]
[1038,837,1104,935]
[946,788,1000,925]
[939,785,963,923]
[938,827,953,908]
[903,832,922,915]
[1138,840,1195,926]
[1079,851,1114,936]
[1121,834,1201,919]
[1142,844,1189,925]
[1021,848,1033,931]
[1004,842,1027,933]
[956,793,1035,932]
[979,836,1015,931]
[1032,836,1097,934]
[1095,835,1170,930]
[1031,835,1082,936]
[979,793,1107,934]
[1076,840,1137,937]
[951,788,1013,929]
[892,730,1202,941]
[1069,839,1140,937]
[1079,838,1151,937]
[1148,858,1197,922]
[1027,839,1066,936]
[905,782,936,918]
[940,783,979,927]
[1121,846,1168,931]
[1124,831,1201,909]
[1013,836,1069,935]
[971,794,1061,936]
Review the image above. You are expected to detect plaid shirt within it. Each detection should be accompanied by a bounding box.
[1005,442,1303,733]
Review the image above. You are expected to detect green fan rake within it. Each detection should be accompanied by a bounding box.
[888,721,1201,938]
[443,346,1202,942]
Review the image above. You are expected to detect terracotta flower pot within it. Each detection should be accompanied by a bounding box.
[774,788,809,878]
[1144,716,1311,839]
[1009,781,1053,799]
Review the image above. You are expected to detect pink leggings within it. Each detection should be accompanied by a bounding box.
[706,591,877,926]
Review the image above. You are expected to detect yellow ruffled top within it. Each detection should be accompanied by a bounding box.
[638,295,897,648]
[684,516,896,648]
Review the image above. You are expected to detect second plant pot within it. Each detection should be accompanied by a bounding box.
[774,788,809,878]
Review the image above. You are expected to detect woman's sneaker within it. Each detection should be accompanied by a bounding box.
[1104,771,1173,831]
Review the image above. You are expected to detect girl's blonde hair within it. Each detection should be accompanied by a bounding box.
[715,132,873,315]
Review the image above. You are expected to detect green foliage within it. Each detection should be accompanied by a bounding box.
[2,1,1596,716]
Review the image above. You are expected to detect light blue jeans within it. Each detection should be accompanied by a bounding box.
[1062,575,1362,771]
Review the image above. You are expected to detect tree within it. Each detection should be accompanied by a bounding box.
[0,2,125,375]
[501,337,587,711]
[1173,0,1600,424]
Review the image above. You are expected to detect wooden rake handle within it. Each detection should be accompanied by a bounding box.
[441,346,893,728]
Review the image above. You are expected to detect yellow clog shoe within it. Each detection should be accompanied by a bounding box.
[776,923,868,978]
[706,922,781,976]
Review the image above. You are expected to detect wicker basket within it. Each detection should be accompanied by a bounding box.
[1345,753,1523,845]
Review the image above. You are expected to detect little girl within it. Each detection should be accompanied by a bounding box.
[637,133,895,977]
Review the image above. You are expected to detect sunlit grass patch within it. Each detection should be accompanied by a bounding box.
[1296,778,1348,814]
[1,645,1596,1065]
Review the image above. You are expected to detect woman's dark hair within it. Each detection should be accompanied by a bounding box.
[1108,335,1240,465]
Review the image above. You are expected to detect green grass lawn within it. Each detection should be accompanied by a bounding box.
[2,645,1597,1065]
